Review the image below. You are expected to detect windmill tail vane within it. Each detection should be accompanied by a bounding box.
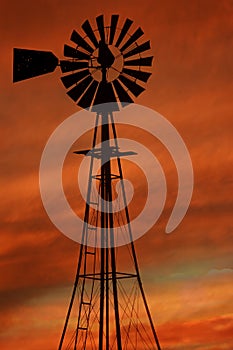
[13,14,162,350]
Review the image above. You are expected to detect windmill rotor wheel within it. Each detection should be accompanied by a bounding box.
[60,14,154,110]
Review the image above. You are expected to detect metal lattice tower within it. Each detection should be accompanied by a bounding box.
[13,14,162,350]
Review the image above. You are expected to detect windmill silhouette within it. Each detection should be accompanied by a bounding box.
[13,14,162,350]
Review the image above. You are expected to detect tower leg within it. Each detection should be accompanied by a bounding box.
[99,112,123,349]
[110,114,162,350]
[58,244,83,350]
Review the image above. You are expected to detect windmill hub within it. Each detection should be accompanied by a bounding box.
[89,45,123,83]
[97,40,115,68]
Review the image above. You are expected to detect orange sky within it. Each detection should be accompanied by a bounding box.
[0,0,233,349]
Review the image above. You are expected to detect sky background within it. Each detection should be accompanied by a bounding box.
[0,0,233,349]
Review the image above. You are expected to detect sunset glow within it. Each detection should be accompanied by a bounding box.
[1,0,233,349]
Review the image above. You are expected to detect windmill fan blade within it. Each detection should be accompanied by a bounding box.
[96,15,105,42]
[61,69,90,88]
[70,30,94,53]
[109,14,119,45]
[78,80,99,109]
[124,56,153,67]
[112,79,134,106]
[64,45,90,60]
[122,68,151,82]
[66,75,93,101]
[60,60,89,73]
[13,48,58,82]
[118,75,145,97]
[120,27,144,52]
[82,19,99,48]
[115,18,133,47]
[123,41,151,59]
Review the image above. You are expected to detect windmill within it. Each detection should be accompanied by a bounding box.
[13,14,162,350]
